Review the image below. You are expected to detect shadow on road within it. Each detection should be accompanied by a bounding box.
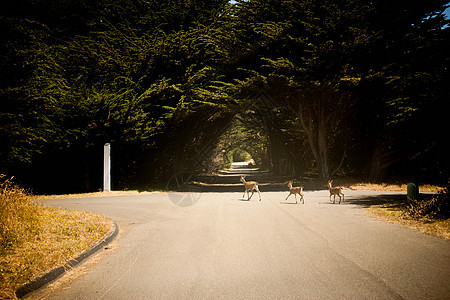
[345,194,406,208]
[280,201,303,205]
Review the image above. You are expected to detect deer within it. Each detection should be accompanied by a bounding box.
[285,180,304,204]
[240,175,261,201]
[328,180,345,204]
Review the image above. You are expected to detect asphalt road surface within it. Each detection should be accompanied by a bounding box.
[35,188,450,300]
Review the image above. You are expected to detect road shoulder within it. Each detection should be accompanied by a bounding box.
[16,221,119,298]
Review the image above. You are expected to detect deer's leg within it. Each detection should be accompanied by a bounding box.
[285,193,291,201]
[256,186,261,201]
[342,193,345,203]
[301,194,304,204]
[248,190,254,200]
[243,190,246,199]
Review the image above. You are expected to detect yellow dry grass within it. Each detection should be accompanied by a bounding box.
[347,182,443,193]
[0,177,112,299]
[35,190,165,200]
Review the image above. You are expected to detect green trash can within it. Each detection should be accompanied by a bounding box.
[407,182,419,203]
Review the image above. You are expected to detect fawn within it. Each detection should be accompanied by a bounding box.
[285,180,304,204]
[240,175,261,201]
[328,180,344,204]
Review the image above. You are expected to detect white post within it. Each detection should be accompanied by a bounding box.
[104,143,111,192]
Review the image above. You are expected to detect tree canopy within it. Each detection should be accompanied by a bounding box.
[1,0,449,193]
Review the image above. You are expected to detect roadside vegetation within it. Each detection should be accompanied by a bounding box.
[0,176,112,299]
[368,181,450,240]
[406,181,450,220]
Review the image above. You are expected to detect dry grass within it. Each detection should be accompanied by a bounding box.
[0,177,112,299]
[367,203,450,240]
[275,176,444,192]
[36,190,165,200]
[348,182,443,193]
[0,176,41,255]
[365,181,449,240]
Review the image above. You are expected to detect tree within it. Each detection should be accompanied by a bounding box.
[355,0,450,181]
[229,0,449,181]
[1,0,449,192]
[228,0,372,179]
[0,0,234,192]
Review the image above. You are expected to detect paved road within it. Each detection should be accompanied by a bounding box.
[36,189,449,299]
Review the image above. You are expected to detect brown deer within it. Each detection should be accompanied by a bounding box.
[328,180,344,204]
[285,180,304,204]
[240,175,261,201]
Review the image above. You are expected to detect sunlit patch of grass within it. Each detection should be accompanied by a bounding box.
[0,176,111,299]
[0,175,42,255]
[348,182,443,192]
[35,189,166,200]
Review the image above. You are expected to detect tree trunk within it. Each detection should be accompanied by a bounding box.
[316,96,329,179]
[268,128,283,175]
[285,86,352,180]
[297,93,330,180]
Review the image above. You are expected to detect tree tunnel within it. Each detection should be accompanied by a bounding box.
[133,85,356,193]
[135,89,328,187]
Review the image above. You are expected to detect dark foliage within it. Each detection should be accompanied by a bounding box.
[0,0,449,193]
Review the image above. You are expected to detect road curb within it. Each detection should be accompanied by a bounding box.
[15,221,119,299]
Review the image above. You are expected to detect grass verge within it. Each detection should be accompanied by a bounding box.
[0,177,112,299]
[347,182,442,193]
[36,189,166,200]
[367,202,450,240]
